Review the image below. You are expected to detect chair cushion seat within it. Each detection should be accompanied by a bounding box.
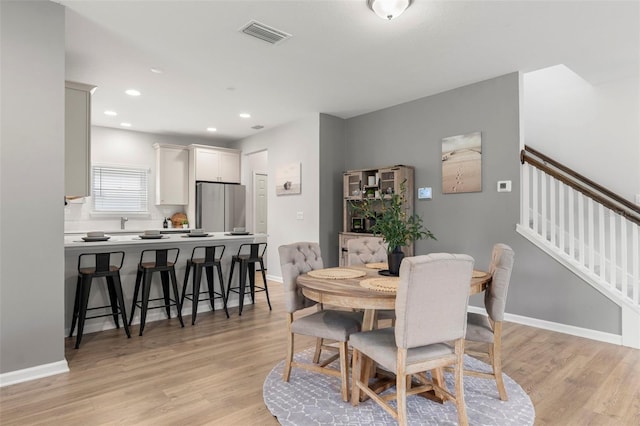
[350,328,454,372]
[292,310,362,342]
[465,312,494,343]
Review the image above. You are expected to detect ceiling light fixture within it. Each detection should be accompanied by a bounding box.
[125,89,141,96]
[120,122,132,127]
[104,110,117,116]
[206,127,217,132]
[150,67,164,74]
[239,113,251,118]
[367,0,412,20]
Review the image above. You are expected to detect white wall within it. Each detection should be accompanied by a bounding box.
[0,1,67,379]
[235,115,320,278]
[524,65,640,202]
[64,126,229,232]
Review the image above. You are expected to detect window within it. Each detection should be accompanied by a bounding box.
[92,165,148,213]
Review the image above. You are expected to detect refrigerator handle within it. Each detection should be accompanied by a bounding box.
[195,183,202,229]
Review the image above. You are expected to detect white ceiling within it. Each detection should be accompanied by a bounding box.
[60,0,639,143]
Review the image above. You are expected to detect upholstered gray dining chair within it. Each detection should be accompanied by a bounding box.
[350,253,474,426]
[347,237,387,266]
[464,243,514,401]
[347,237,395,325]
[278,242,363,402]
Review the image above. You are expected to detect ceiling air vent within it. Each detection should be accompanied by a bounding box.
[240,20,291,45]
[251,125,265,130]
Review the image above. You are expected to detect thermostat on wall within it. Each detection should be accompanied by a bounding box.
[418,187,432,200]
[497,180,512,192]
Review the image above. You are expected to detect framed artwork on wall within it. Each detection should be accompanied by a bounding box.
[276,162,301,195]
[442,131,482,194]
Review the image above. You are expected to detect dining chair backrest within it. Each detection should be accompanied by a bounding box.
[395,253,474,349]
[484,243,514,322]
[278,242,324,313]
[347,237,387,265]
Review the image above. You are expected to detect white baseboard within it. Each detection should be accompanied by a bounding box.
[0,360,69,388]
[467,305,623,346]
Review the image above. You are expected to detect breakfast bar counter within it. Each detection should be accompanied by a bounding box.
[64,232,265,336]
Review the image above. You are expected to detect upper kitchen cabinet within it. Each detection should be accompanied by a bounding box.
[65,81,96,197]
[188,144,240,183]
[153,144,189,205]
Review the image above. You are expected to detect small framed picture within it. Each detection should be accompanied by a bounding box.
[276,162,301,195]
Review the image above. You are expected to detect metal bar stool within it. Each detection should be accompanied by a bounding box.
[129,248,184,335]
[181,245,229,324]
[69,251,130,349]
[226,242,271,316]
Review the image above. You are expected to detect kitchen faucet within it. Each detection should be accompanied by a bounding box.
[120,216,128,230]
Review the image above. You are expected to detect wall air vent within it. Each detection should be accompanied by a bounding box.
[240,20,291,45]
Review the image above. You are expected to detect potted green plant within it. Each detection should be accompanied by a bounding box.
[351,180,436,275]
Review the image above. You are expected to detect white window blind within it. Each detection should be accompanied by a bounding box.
[92,166,148,213]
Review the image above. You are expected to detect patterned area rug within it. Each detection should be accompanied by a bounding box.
[263,349,535,425]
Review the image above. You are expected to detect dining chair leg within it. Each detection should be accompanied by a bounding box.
[396,364,408,426]
[313,338,323,364]
[492,324,508,400]
[283,314,294,382]
[455,339,469,426]
[339,341,349,402]
[350,348,362,406]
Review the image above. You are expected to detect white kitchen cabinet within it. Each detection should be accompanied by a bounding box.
[153,144,189,205]
[189,145,240,183]
[65,81,95,197]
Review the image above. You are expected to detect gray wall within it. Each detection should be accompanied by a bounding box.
[343,73,621,334]
[1,1,67,374]
[319,114,347,267]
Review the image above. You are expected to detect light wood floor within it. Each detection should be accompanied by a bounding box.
[1,280,639,425]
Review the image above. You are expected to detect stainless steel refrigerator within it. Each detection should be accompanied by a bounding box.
[196,182,246,232]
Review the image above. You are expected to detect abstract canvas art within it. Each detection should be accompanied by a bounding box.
[442,131,482,194]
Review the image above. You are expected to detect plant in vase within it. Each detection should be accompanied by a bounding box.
[351,180,436,275]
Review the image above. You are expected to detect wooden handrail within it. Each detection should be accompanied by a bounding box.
[521,145,640,226]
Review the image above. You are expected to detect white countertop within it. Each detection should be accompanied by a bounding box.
[64,232,262,249]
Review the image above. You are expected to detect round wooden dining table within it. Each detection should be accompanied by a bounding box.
[296,265,492,332]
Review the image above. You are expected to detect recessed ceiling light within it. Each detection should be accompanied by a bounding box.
[150,67,164,74]
[239,113,251,118]
[206,127,217,132]
[104,110,117,116]
[120,122,132,127]
[125,89,141,96]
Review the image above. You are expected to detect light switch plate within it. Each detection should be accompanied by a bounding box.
[296,211,304,220]
[497,180,512,192]
[418,187,432,200]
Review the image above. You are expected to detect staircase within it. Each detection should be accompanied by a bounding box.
[517,146,640,348]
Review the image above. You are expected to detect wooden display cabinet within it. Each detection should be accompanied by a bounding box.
[339,165,414,266]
